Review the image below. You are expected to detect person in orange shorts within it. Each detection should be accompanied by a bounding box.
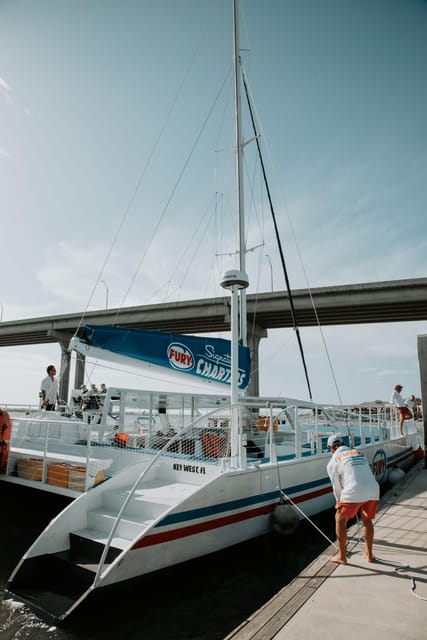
[326,434,380,564]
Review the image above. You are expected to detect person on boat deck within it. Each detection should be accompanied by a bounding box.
[405,394,416,419]
[40,364,59,411]
[326,434,379,565]
[390,384,410,436]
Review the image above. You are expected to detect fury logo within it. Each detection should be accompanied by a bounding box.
[168,343,194,370]
[371,448,387,483]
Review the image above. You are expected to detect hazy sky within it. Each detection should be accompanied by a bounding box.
[0,0,426,406]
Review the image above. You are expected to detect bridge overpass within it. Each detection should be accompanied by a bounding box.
[1,277,426,398]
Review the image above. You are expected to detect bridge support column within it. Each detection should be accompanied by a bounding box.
[74,351,86,389]
[417,333,427,469]
[247,324,268,397]
[58,344,71,407]
[74,351,86,391]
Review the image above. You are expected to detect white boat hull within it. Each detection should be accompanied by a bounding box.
[5,420,421,626]
[95,437,417,586]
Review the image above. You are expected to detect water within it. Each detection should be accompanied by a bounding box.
[1,484,336,640]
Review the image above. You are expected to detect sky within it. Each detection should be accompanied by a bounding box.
[0,0,426,407]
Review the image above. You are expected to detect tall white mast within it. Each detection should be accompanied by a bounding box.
[219,0,250,469]
[232,0,247,348]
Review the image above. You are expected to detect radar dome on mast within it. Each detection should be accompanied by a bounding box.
[220,269,249,290]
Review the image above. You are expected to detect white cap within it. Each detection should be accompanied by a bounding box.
[327,434,343,448]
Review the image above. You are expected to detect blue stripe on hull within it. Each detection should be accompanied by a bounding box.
[159,476,332,527]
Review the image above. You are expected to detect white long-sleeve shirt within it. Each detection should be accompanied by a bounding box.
[326,446,380,503]
[391,390,406,408]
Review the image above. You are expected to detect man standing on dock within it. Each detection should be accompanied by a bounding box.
[326,434,379,565]
[40,364,59,411]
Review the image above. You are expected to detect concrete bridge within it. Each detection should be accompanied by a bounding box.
[1,277,426,400]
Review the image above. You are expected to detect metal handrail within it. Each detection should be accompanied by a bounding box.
[8,414,98,488]
[93,405,231,586]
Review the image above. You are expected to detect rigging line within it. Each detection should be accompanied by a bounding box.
[278,487,338,549]
[270,463,337,547]
[73,17,216,338]
[165,194,218,297]
[112,69,232,324]
[137,193,217,308]
[176,203,219,293]
[243,162,269,348]
[244,147,264,247]
[144,197,219,307]
[214,192,222,273]
[227,149,264,259]
[240,71,343,406]
[240,60,313,401]
[74,90,183,336]
[75,357,223,392]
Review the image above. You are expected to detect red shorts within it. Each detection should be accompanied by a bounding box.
[336,500,378,520]
[397,407,412,419]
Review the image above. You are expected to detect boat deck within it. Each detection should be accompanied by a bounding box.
[225,460,427,640]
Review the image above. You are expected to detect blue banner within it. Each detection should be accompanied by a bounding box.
[77,324,251,390]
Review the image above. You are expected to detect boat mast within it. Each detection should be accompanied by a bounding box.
[233,0,247,348]
[218,0,250,469]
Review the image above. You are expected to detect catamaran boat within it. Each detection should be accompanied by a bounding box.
[2,325,423,624]
[3,0,423,625]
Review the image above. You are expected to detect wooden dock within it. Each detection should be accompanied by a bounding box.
[226,460,426,640]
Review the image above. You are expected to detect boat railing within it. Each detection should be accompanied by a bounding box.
[5,406,236,492]
[93,405,232,585]
[4,399,404,493]
[2,403,40,416]
[5,414,114,492]
[241,400,402,462]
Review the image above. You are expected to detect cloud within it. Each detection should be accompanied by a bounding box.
[34,239,207,312]
[0,147,11,159]
[258,320,426,404]
[0,76,12,100]
[36,242,129,308]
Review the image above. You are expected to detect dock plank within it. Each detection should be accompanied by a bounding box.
[224,550,338,640]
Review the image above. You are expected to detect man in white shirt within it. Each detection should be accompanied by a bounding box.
[40,364,59,411]
[326,434,379,565]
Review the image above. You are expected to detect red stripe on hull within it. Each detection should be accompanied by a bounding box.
[132,485,333,549]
